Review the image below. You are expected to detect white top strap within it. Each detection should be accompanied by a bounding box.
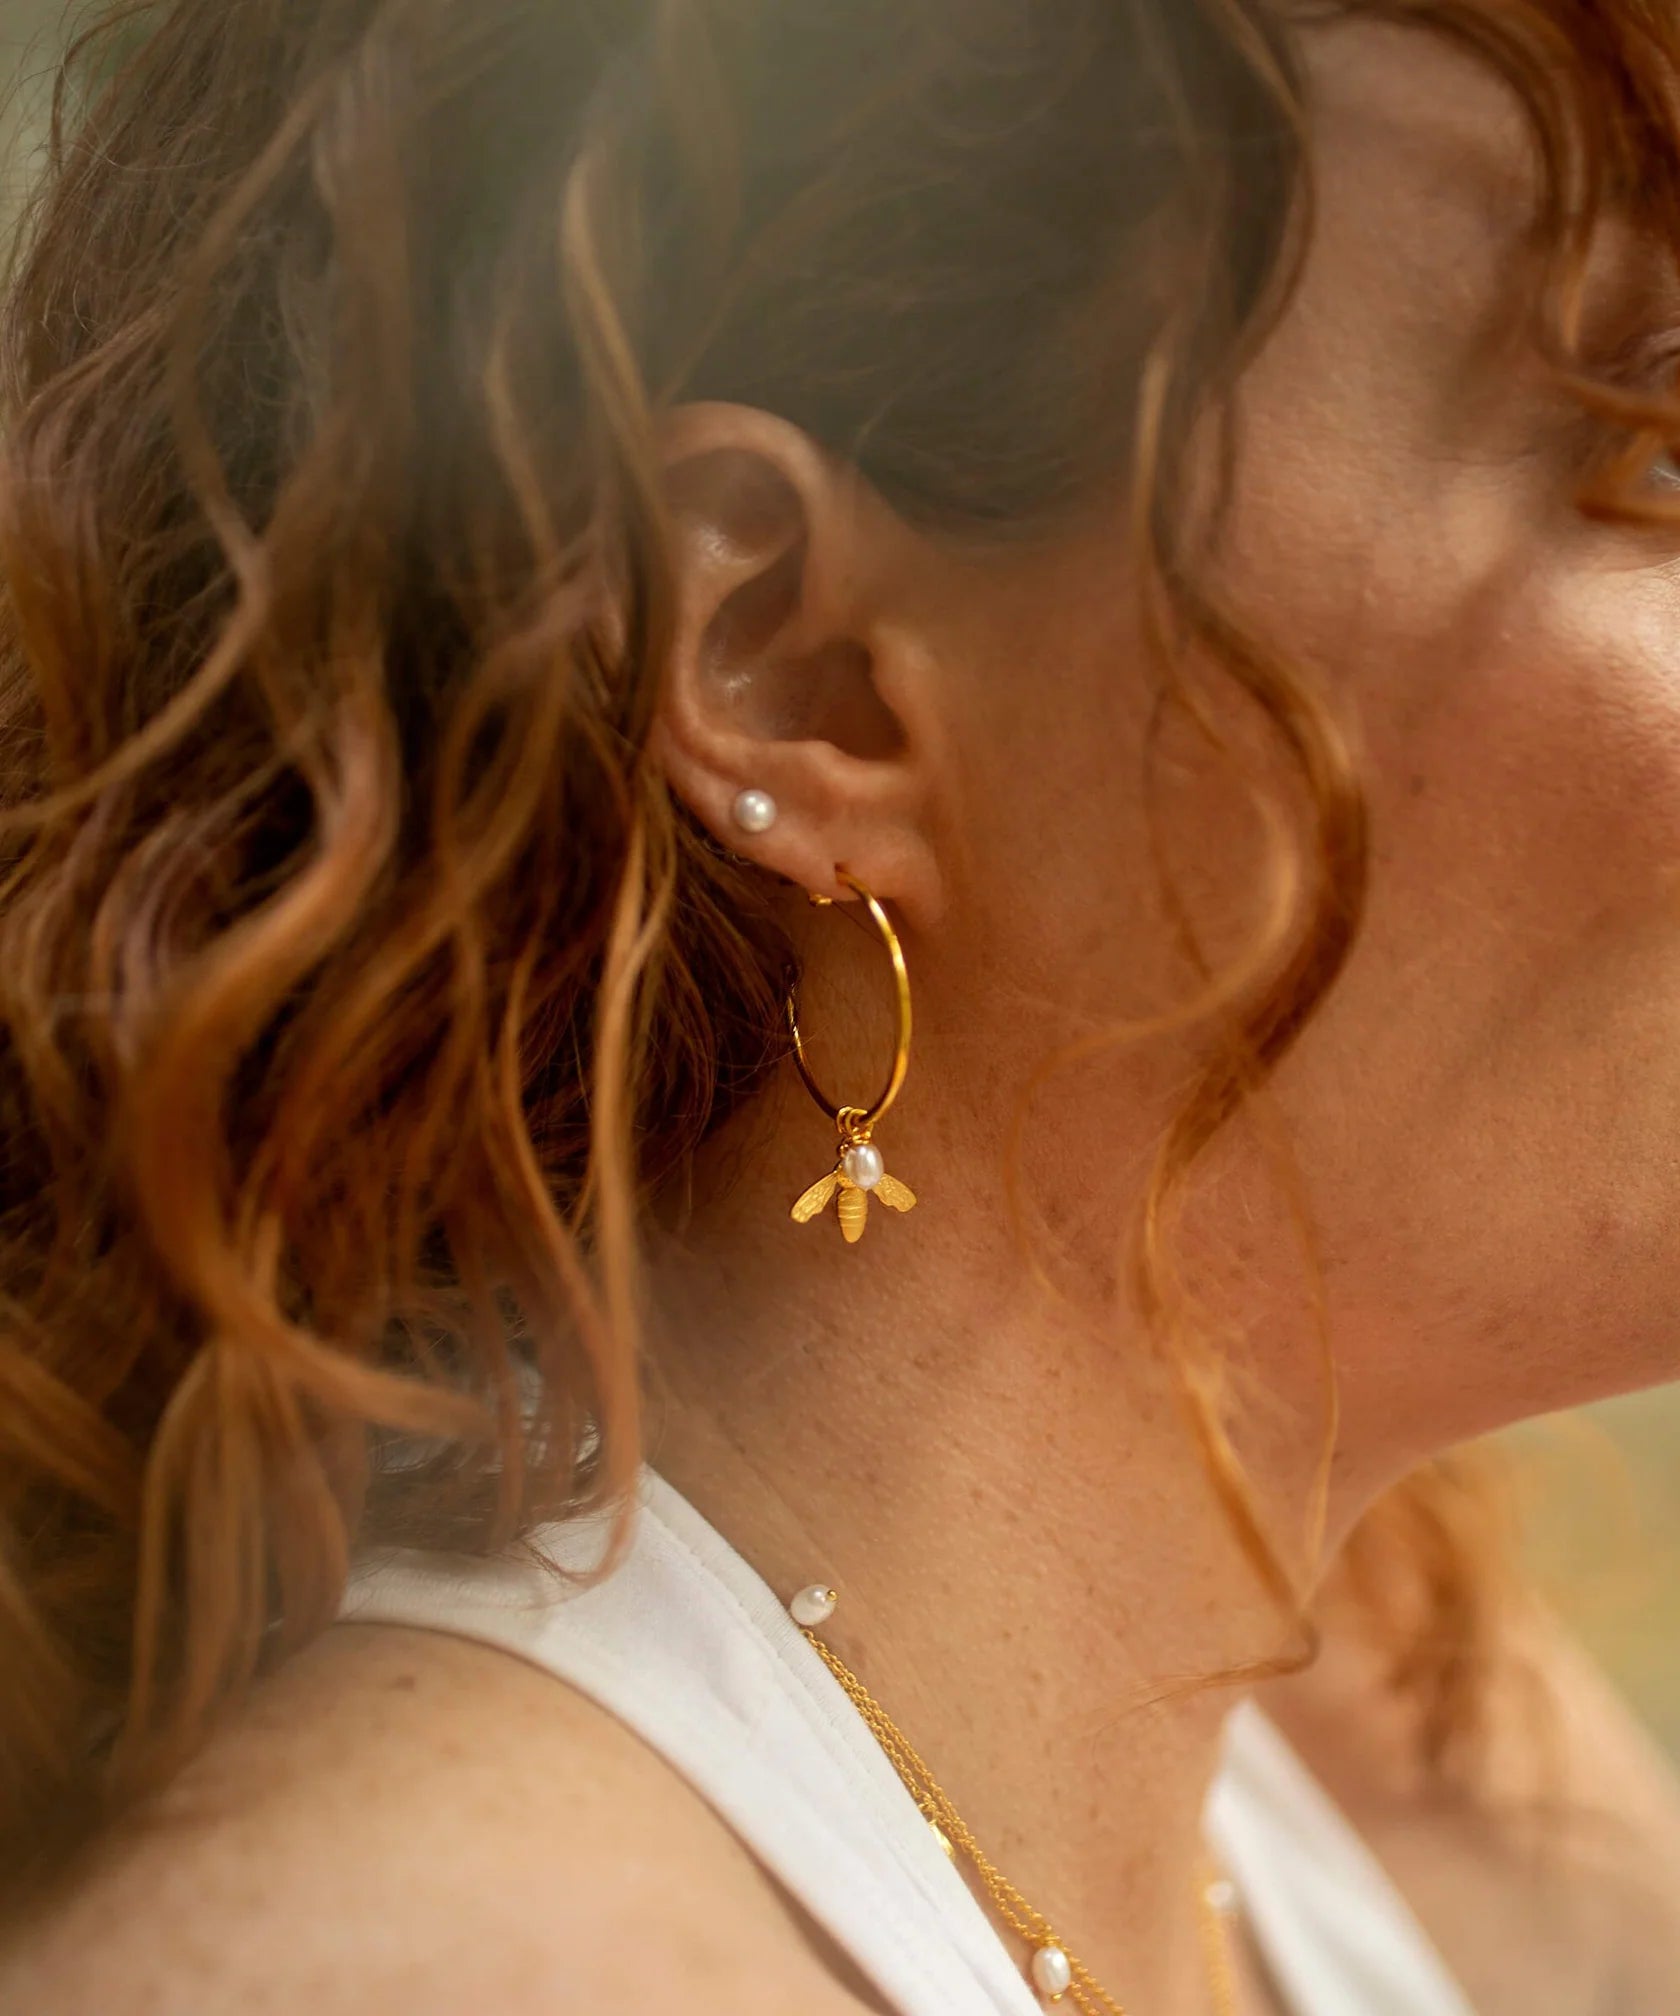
[345,1465,1477,2016]
[347,1468,1040,2016]
[1208,1699,1477,2015]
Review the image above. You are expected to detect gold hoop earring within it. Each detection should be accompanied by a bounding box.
[786,868,918,1245]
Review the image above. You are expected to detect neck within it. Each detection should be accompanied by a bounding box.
[642,1066,1299,2016]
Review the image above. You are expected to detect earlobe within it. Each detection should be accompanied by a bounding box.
[647,402,945,926]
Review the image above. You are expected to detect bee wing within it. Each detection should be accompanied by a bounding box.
[875,1174,917,1213]
[790,1171,840,1223]
[838,1184,869,1244]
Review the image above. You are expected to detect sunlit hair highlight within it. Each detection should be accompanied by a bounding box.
[2,0,1679,1899]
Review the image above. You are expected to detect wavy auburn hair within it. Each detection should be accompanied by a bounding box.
[3,0,1680,1899]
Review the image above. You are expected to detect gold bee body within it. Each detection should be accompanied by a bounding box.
[790,1160,917,1244]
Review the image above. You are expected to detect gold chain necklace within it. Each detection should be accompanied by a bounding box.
[791,1587,1239,2016]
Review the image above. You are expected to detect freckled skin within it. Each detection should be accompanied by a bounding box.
[640,19,1680,2011]
[1175,22,1680,1480]
[10,17,1680,2016]
[891,16,1680,1506]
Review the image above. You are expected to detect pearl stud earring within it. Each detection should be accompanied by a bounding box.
[732,787,778,835]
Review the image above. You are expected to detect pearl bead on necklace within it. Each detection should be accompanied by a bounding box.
[786,1581,1240,2013]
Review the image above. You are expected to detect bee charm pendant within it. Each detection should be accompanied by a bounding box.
[790,1136,917,1245]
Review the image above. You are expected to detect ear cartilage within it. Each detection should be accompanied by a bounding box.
[732,788,778,835]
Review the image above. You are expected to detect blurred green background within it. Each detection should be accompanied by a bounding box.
[2,5,59,246]
[1511,1391,1680,1760]
[4,0,1679,1761]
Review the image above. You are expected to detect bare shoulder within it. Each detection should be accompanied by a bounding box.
[0,1623,885,2016]
[1259,1594,1680,2016]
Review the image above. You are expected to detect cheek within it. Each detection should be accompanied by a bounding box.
[1389,567,1680,931]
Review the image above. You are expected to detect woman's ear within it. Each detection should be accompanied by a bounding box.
[647,402,945,926]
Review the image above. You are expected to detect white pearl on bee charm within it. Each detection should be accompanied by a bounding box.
[841,1141,884,1190]
[731,787,778,835]
[1031,1943,1073,2000]
[789,1583,838,1628]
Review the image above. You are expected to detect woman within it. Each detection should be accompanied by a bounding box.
[3,0,1680,2009]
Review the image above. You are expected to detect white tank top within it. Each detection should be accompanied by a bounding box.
[343,1465,1477,2016]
